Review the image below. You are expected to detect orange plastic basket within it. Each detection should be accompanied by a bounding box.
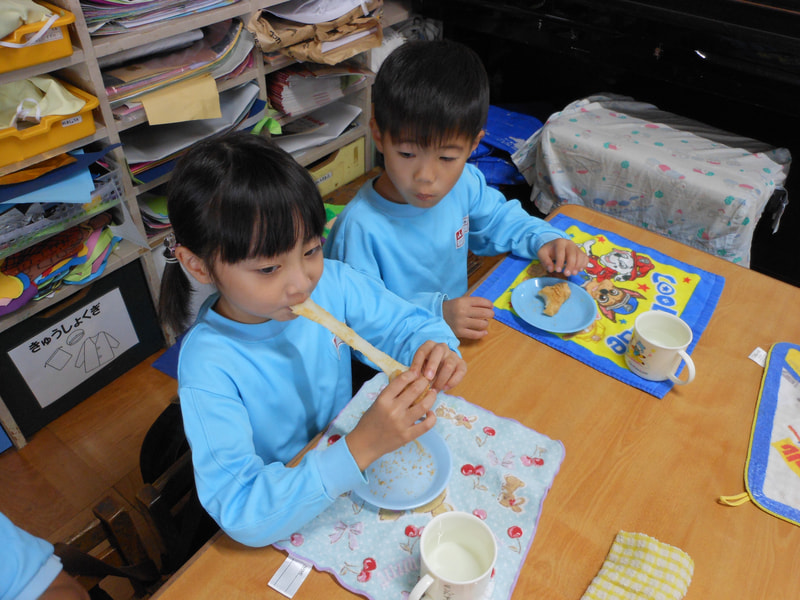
[0,81,99,168]
[0,1,76,74]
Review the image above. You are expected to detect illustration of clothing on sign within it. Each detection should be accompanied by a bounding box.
[74,331,119,373]
[45,347,72,371]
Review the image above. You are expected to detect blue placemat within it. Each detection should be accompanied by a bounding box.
[473,213,725,398]
[273,373,564,599]
[744,342,800,526]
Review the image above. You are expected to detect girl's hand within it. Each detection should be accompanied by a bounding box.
[410,340,467,393]
[346,369,437,470]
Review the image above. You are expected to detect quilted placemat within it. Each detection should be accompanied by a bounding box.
[472,213,725,398]
[273,373,565,599]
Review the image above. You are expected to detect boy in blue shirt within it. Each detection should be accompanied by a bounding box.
[324,40,588,339]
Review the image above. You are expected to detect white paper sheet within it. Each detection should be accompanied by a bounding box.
[274,101,361,154]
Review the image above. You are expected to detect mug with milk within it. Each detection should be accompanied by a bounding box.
[408,511,497,600]
[625,310,696,385]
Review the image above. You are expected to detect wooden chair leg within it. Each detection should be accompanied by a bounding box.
[56,496,160,598]
[93,497,155,596]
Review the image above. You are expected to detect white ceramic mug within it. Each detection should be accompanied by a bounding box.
[625,310,696,385]
[408,511,497,600]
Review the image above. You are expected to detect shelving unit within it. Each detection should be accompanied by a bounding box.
[1,1,272,331]
[0,0,410,448]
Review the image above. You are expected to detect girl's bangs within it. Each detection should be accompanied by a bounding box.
[213,177,325,263]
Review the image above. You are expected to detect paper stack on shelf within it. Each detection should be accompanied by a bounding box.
[97,30,204,69]
[1,148,123,259]
[247,0,383,65]
[138,193,170,236]
[274,100,362,155]
[102,19,249,109]
[112,30,256,122]
[120,82,262,178]
[268,61,373,116]
[1,212,121,317]
[81,0,242,36]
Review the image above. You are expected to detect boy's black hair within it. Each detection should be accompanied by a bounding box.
[372,39,490,147]
[159,132,326,333]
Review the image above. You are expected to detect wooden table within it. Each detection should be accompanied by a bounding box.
[152,205,800,599]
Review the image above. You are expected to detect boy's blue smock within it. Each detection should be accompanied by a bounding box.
[1,512,62,600]
[177,259,459,547]
[324,163,568,316]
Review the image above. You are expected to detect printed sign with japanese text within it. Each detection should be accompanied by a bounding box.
[9,288,139,408]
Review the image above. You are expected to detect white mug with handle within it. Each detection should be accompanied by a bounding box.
[408,511,497,600]
[625,310,696,385]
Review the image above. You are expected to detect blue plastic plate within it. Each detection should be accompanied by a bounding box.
[352,428,451,510]
[510,277,597,333]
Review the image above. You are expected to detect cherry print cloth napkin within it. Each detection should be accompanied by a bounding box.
[272,373,565,599]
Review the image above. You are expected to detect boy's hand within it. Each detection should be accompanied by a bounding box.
[346,369,436,470]
[443,296,495,340]
[410,340,467,393]
[538,238,589,277]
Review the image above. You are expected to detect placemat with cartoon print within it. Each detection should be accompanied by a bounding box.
[472,213,725,398]
[719,342,800,526]
[272,373,565,600]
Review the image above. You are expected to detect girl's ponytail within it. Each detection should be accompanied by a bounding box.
[158,234,194,335]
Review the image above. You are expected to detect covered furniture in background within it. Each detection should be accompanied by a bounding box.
[513,95,791,267]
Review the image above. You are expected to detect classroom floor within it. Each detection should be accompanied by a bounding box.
[0,349,177,596]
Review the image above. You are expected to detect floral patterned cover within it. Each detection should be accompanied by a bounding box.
[273,373,565,599]
[513,95,791,267]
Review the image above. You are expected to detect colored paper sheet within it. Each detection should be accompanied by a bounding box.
[3,163,94,205]
[140,74,221,125]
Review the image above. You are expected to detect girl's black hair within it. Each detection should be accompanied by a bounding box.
[372,39,490,147]
[158,132,326,334]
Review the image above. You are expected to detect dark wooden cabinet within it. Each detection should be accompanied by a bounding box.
[413,0,800,287]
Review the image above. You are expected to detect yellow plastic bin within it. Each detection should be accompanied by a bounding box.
[0,1,76,74]
[0,81,99,168]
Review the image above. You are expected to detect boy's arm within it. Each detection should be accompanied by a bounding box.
[406,290,449,318]
[325,216,450,317]
[464,165,569,258]
[324,215,384,283]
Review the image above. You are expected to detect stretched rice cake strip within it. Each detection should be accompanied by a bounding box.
[291,298,407,377]
[291,298,432,405]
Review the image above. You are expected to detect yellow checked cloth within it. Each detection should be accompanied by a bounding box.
[582,531,694,600]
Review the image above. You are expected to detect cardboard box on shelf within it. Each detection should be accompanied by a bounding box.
[308,137,365,197]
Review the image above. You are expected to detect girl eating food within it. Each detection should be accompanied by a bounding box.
[158,132,465,547]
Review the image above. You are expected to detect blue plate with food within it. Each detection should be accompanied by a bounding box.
[352,428,451,510]
[510,277,597,333]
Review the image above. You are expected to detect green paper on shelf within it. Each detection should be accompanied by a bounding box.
[323,203,345,240]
